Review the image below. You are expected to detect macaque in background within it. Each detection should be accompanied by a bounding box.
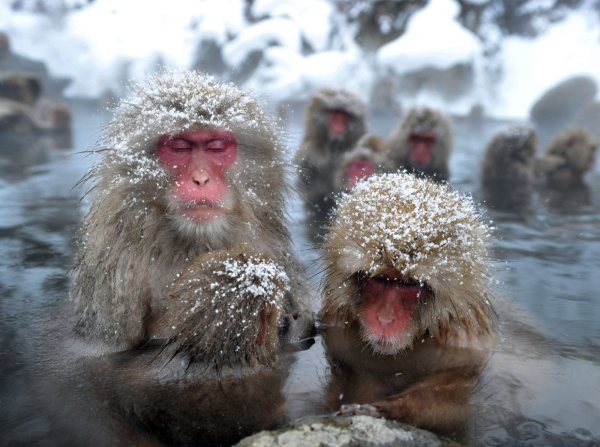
[71,69,308,352]
[294,87,367,217]
[481,126,537,211]
[319,172,497,441]
[333,135,388,191]
[387,106,453,182]
[0,71,42,106]
[537,127,597,190]
[535,127,597,210]
[90,247,315,447]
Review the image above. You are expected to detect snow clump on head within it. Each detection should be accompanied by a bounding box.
[327,172,491,282]
[164,249,290,368]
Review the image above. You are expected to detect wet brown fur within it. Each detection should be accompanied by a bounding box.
[319,173,497,440]
[83,246,314,447]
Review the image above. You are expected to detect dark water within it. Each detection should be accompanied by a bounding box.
[0,103,599,446]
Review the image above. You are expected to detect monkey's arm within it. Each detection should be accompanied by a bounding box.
[340,367,481,435]
[536,155,567,175]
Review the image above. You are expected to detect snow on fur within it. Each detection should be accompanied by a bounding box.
[165,251,290,367]
[97,68,280,185]
[328,172,491,282]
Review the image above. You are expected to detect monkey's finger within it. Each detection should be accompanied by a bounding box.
[339,404,381,418]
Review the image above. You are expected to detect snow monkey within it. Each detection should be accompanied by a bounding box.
[388,106,453,181]
[71,69,309,353]
[294,87,367,216]
[319,172,497,440]
[89,247,316,447]
[333,134,388,191]
[481,126,537,211]
[537,127,597,190]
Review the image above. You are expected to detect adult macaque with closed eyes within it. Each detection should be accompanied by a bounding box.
[319,173,497,440]
[294,87,367,216]
[333,134,388,191]
[387,107,453,181]
[481,126,537,211]
[71,69,307,352]
[89,248,315,447]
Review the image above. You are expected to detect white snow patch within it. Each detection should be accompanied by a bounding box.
[496,7,600,118]
[378,0,481,74]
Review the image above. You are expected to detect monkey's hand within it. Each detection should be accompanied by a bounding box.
[339,404,382,418]
[279,310,316,352]
[341,370,478,432]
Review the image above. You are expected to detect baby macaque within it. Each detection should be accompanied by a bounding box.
[387,107,453,182]
[319,172,496,440]
[481,126,537,211]
[294,87,367,216]
[333,135,388,191]
[537,127,597,190]
[90,247,315,447]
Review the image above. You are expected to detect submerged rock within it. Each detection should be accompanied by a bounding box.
[234,415,463,447]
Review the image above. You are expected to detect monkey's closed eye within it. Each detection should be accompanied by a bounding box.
[170,139,192,151]
[205,139,228,151]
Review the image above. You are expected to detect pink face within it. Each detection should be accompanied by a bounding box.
[360,271,422,349]
[409,132,437,166]
[328,109,352,140]
[347,160,375,188]
[157,130,238,223]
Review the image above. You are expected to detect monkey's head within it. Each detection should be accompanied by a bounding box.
[322,173,496,355]
[334,135,388,190]
[0,72,42,106]
[546,127,597,174]
[90,69,286,250]
[389,107,453,173]
[485,126,537,167]
[305,87,367,152]
[162,248,297,369]
[48,103,71,130]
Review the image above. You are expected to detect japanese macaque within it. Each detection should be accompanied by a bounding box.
[71,69,307,353]
[294,87,367,216]
[481,126,537,211]
[537,127,597,190]
[333,135,388,191]
[319,172,496,440]
[0,71,42,106]
[387,106,453,182]
[89,247,315,447]
[0,98,46,166]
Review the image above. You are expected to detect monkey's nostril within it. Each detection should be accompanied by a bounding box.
[291,311,300,320]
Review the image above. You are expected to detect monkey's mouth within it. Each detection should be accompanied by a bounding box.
[172,199,227,223]
[359,272,426,344]
[181,201,224,210]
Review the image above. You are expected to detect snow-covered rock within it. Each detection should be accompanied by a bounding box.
[378,0,481,74]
